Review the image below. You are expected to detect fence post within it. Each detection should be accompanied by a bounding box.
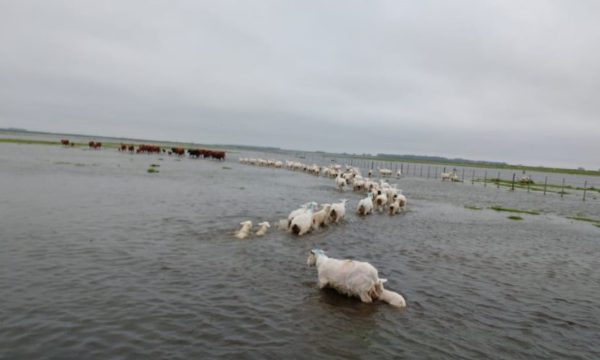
[543,176,547,195]
[371,161,373,170]
[462,169,465,183]
[583,180,587,201]
[434,167,438,179]
[511,173,515,191]
[427,166,430,179]
[420,165,423,177]
[406,164,409,176]
[484,171,487,187]
[527,179,530,193]
[471,169,475,184]
[561,178,565,198]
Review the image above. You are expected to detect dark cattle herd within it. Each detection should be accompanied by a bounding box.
[59,139,226,160]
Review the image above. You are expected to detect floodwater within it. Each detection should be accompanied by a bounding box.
[1,143,599,359]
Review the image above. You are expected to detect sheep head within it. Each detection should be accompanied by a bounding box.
[307,249,325,266]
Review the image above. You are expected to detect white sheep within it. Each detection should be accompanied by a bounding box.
[357,193,374,216]
[335,174,347,191]
[311,204,332,230]
[234,220,253,239]
[290,203,317,236]
[255,221,270,236]
[307,249,406,307]
[374,191,388,212]
[329,200,347,223]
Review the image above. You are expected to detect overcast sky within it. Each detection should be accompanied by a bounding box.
[1,1,599,168]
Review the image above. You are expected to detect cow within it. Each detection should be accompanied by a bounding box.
[60,139,70,146]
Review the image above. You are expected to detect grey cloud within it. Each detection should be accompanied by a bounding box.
[1,0,598,169]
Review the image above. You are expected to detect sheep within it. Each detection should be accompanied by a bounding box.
[234,220,253,239]
[287,202,317,229]
[379,168,392,177]
[374,191,388,212]
[307,249,406,308]
[335,174,347,191]
[357,193,374,216]
[290,203,317,236]
[311,204,332,230]
[329,200,348,223]
[396,169,402,178]
[255,221,270,236]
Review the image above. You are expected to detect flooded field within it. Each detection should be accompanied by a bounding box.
[1,143,599,359]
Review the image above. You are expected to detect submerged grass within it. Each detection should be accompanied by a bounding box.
[508,215,523,221]
[147,168,159,174]
[490,206,540,215]
[566,216,600,228]
[464,205,483,210]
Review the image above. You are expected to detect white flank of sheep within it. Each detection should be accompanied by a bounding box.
[255,221,270,236]
[307,249,406,307]
[329,200,347,223]
[311,204,332,230]
[357,193,373,215]
[235,220,253,239]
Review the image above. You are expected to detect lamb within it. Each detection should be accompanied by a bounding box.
[312,204,332,230]
[329,200,348,223]
[357,193,374,216]
[307,249,406,307]
[234,220,253,239]
[255,221,270,236]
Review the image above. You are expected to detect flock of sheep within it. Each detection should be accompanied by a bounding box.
[234,157,409,308]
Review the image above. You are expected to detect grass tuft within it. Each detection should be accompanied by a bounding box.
[147,168,159,173]
[490,206,540,215]
[464,205,482,210]
[508,215,523,220]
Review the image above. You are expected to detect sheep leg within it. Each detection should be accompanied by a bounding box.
[318,278,328,289]
[359,292,373,303]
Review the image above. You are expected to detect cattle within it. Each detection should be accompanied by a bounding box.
[171,147,185,156]
[89,141,102,149]
[60,139,70,146]
[136,144,161,154]
[188,149,201,158]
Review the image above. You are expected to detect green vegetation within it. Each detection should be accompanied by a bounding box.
[508,215,523,220]
[1,138,62,146]
[566,216,600,227]
[490,206,540,215]
[147,168,159,173]
[150,164,160,168]
[222,166,232,170]
[464,205,483,210]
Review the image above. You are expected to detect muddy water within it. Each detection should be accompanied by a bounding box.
[1,143,599,359]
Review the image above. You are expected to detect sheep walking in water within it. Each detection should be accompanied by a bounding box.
[311,204,332,230]
[255,221,270,236]
[374,191,388,212]
[290,203,317,236]
[307,249,406,308]
[235,221,253,239]
[335,173,347,191]
[329,200,348,223]
[357,193,374,216]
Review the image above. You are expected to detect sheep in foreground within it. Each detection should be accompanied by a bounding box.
[357,193,374,216]
[307,249,406,307]
[329,200,348,223]
[234,221,253,239]
[312,204,332,230]
[255,221,270,236]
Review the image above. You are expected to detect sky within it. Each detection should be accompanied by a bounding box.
[1,1,599,169]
